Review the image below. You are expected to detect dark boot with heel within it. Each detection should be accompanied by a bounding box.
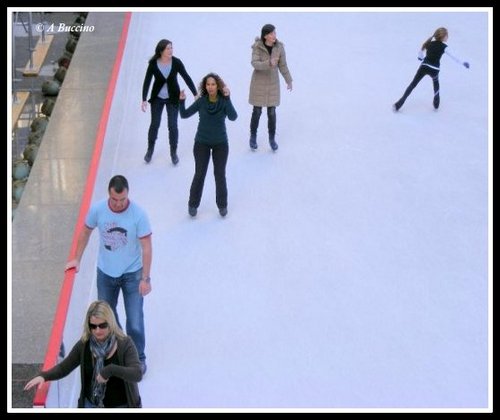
[144,141,155,163]
[267,107,278,151]
[249,134,258,150]
[393,100,403,112]
[433,93,440,110]
[269,135,278,151]
[249,107,262,150]
[170,146,179,165]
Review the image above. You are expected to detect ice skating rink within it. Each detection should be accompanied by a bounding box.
[35,9,492,411]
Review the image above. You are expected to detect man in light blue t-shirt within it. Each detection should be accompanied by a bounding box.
[66,175,152,375]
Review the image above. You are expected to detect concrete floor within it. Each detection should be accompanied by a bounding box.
[10,11,127,409]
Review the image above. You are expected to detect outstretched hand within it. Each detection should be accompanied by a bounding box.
[222,86,230,97]
[24,376,45,391]
[65,259,80,272]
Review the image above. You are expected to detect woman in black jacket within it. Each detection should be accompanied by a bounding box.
[24,301,142,408]
[142,39,197,164]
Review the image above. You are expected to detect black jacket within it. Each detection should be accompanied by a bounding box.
[40,336,142,408]
[142,56,197,104]
[423,40,447,69]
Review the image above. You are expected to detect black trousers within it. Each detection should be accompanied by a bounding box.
[396,65,440,107]
[147,98,179,148]
[250,106,276,137]
[189,141,229,209]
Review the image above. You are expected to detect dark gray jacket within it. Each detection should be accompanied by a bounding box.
[40,335,142,408]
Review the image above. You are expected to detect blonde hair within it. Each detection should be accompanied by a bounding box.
[422,27,448,50]
[81,300,126,342]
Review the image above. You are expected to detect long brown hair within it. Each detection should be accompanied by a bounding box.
[149,39,172,63]
[422,27,448,50]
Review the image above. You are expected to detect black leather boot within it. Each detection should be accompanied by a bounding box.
[433,93,440,110]
[249,134,257,150]
[268,107,278,151]
[144,141,155,163]
[393,99,404,112]
[269,135,278,151]
[170,145,179,165]
[249,107,262,150]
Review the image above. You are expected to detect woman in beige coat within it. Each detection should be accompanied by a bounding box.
[249,24,293,151]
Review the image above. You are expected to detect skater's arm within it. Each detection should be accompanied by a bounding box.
[177,60,198,97]
[223,95,238,121]
[445,49,470,68]
[139,234,152,297]
[179,97,200,118]
[142,64,154,101]
[65,225,93,272]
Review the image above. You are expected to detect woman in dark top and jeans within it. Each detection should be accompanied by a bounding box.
[142,39,197,164]
[179,73,238,218]
[393,27,469,112]
[24,301,142,408]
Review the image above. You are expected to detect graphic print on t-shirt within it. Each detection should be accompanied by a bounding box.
[103,223,128,251]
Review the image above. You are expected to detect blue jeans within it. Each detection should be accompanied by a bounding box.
[97,267,145,362]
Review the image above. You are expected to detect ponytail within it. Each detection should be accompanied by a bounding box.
[421,36,433,50]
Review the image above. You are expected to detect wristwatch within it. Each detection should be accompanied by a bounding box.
[142,276,151,283]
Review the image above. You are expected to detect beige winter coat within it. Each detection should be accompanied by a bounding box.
[249,37,293,107]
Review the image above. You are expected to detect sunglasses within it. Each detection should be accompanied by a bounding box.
[89,322,109,330]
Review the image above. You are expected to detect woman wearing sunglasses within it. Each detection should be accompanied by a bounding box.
[24,301,142,408]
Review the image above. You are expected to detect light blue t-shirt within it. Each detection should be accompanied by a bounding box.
[85,199,152,277]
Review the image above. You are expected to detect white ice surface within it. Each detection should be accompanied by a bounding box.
[63,10,490,410]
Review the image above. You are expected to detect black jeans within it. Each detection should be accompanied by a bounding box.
[189,141,229,209]
[147,98,179,148]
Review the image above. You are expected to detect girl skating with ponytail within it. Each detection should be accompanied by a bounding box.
[393,27,469,112]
